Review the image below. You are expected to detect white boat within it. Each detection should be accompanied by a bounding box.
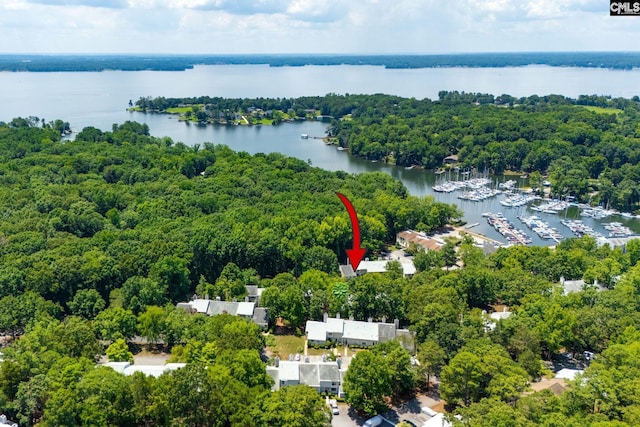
[300,133,309,139]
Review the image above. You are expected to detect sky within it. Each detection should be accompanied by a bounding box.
[0,0,635,54]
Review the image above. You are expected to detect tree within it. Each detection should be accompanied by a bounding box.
[442,240,458,270]
[414,249,444,272]
[417,339,446,390]
[106,338,134,363]
[137,305,167,345]
[371,340,415,398]
[258,384,331,427]
[149,255,192,302]
[93,307,137,341]
[440,351,484,407]
[67,289,105,319]
[343,350,390,415]
[14,374,48,426]
[121,276,168,315]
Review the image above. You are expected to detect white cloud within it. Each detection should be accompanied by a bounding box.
[0,0,632,53]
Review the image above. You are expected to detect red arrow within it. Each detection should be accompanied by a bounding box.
[336,192,366,271]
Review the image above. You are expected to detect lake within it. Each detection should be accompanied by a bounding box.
[1,64,640,245]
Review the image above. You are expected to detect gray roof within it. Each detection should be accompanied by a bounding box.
[339,264,356,278]
[207,301,238,316]
[266,366,280,390]
[246,285,259,297]
[319,363,340,382]
[299,364,319,387]
[253,307,269,327]
[378,323,397,341]
[178,298,269,328]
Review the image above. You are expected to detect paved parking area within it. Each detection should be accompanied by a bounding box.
[331,393,442,427]
[330,403,367,427]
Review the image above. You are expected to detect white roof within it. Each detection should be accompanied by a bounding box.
[423,413,453,427]
[103,362,186,378]
[490,311,512,321]
[278,361,300,382]
[103,361,130,374]
[555,368,583,380]
[402,263,417,276]
[306,320,327,342]
[356,260,416,276]
[343,320,379,342]
[236,301,255,316]
[326,317,344,334]
[190,299,211,314]
[357,260,389,273]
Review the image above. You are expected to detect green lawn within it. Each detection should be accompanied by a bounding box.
[582,105,623,115]
[166,105,202,114]
[267,334,306,358]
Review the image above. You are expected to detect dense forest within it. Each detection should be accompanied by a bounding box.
[136,92,640,213]
[3,52,640,71]
[0,119,457,426]
[2,118,640,426]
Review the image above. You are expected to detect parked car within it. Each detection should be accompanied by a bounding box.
[329,399,339,415]
[363,415,383,427]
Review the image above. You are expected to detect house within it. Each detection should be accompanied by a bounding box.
[103,361,186,378]
[305,315,413,350]
[483,307,513,332]
[245,285,264,303]
[555,368,583,381]
[0,414,18,427]
[339,259,416,279]
[176,298,269,328]
[559,277,606,295]
[266,360,344,395]
[396,230,443,252]
[423,412,454,427]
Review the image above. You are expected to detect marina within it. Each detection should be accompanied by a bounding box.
[458,187,501,202]
[561,220,604,239]
[427,170,639,246]
[603,222,636,238]
[500,194,537,207]
[486,212,533,245]
[518,215,564,243]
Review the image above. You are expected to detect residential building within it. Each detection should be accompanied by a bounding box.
[103,361,186,378]
[266,359,345,395]
[559,276,606,295]
[0,414,18,427]
[396,230,444,252]
[176,298,269,328]
[305,315,413,351]
[339,259,416,279]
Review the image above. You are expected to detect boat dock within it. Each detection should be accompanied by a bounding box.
[561,219,604,239]
[486,212,532,245]
[518,215,564,243]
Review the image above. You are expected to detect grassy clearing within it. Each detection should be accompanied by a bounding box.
[267,334,306,357]
[582,105,623,115]
[166,105,202,114]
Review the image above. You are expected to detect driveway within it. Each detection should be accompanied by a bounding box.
[331,404,394,427]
